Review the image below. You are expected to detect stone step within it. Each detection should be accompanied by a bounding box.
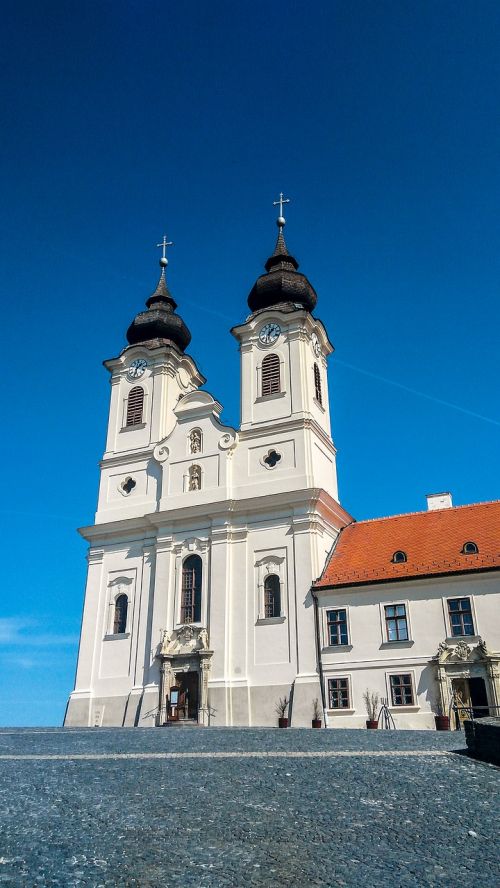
[161,719,200,727]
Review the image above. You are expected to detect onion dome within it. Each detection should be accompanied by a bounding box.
[247,214,317,314]
[126,248,191,352]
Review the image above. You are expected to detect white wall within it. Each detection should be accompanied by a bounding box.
[317,571,500,729]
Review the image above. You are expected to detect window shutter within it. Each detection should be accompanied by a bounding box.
[314,363,322,405]
[262,354,280,396]
[126,386,144,426]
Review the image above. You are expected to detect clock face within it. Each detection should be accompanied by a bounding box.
[127,358,147,380]
[259,323,281,345]
[311,333,321,357]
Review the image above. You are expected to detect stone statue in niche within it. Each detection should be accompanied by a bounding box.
[189,429,202,454]
[189,465,201,491]
[199,628,209,650]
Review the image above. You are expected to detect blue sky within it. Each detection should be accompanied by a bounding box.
[0,1,498,726]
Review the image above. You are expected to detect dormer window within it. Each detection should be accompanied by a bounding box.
[392,551,407,564]
[462,541,479,555]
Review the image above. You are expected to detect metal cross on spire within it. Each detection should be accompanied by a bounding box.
[273,192,290,228]
[156,234,174,268]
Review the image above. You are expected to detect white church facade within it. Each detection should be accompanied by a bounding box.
[65,209,499,730]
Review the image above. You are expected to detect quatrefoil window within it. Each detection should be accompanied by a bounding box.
[121,477,136,495]
[263,449,282,469]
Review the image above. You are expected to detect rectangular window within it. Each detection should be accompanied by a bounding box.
[390,674,414,706]
[448,598,474,637]
[328,678,350,709]
[384,604,409,641]
[326,609,348,646]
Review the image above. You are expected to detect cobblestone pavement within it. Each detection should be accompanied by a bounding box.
[0,728,498,887]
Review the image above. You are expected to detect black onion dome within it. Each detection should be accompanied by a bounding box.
[126,270,191,352]
[247,229,317,313]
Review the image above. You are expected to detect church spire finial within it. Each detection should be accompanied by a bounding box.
[273,191,290,230]
[156,234,174,273]
[126,235,191,351]
[247,193,317,313]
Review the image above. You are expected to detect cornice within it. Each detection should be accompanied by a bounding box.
[238,416,336,454]
[100,449,155,469]
[103,345,206,387]
[231,308,333,354]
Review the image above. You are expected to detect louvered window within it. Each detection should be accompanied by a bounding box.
[126,386,144,426]
[261,354,280,396]
[181,555,202,623]
[314,363,322,405]
[113,594,128,634]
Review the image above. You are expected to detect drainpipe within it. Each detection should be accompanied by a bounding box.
[311,588,328,728]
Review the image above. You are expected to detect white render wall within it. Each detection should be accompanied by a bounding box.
[316,571,500,729]
[66,302,349,728]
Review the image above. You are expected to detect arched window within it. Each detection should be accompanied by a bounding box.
[113,594,128,634]
[392,550,407,564]
[181,555,202,623]
[188,464,202,491]
[264,574,281,619]
[314,363,322,405]
[463,541,479,555]
[126,386,144,426]
[261,354,281,397]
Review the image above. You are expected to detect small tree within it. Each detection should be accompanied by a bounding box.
[363,689,379,721]
[275,696,290,718]
[312,697,322,720]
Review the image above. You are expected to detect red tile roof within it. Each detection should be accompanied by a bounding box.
[315,500,500,589]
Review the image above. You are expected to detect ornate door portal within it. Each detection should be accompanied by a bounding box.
[157,625,213,726]
[433,638,500,726]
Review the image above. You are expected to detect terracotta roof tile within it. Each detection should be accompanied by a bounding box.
[315,500,500,589]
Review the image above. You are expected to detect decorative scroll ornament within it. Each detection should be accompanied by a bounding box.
[265,561,279,575]
[153,440,170,463]
[454,640,472,661]
[159,625,210,656]
[218,431,238,451]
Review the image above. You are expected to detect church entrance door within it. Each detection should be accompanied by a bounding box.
[452,676,489,727]
[175,671,199,721]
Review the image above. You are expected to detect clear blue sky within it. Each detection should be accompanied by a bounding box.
[0,1,498,726]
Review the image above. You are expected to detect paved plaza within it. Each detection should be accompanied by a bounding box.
[0,727,498,887]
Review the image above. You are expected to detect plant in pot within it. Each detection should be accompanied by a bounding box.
[432,696,450,731]
[363,689,379,729]
[312,698,322,729]
[275,696,290,728]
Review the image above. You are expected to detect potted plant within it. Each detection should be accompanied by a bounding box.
[312,698,322,729]
[432,696,450,731]
[275,696,290,728]
[363,689,379,729]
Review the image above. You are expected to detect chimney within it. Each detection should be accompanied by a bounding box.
[426,492,453,511]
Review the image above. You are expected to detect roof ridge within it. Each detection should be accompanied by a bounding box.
[351,499,500,526]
